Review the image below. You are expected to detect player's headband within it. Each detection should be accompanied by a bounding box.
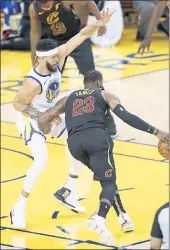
[36,48,58,57]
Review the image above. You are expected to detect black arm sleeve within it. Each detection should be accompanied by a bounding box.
[151,210,163,239]
[113,104,155,134]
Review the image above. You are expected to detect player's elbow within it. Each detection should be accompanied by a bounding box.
[13,96,22,112]
[13,97,19,111]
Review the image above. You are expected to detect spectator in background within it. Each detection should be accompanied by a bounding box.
[133,0,169,41]
[150,203,169,250]
[1,1,31,50]
[1,0,21,39]
[138,1,169,54]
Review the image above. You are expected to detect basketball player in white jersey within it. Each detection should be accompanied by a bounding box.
[10,9,114,229]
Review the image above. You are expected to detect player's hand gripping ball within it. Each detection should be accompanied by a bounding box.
[158,140,169,159]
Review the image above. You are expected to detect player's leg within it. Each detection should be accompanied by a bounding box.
[85,129,116,245]
[63,154,84,192]
[113,186,134,232]
[70,38,95,76]
[53,152,86,213]
[133,1,156,40]
[102,138,134,231]
[93,133,134,232]
[53,126,86,213]
[10,121,48,228]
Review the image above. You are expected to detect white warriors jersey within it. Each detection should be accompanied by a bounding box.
[16,65,66,140]
[26,66,62,112]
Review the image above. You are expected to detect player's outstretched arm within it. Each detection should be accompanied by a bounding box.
[137,1,168,55]
[38,96,68,133]
[102,91,169,142]
[58,9,114,68]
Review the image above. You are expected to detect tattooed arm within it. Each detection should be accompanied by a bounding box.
[38,96,68,133]
[13,78,42,119]
[22,106,42,120]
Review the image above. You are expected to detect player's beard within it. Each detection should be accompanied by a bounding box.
[46,62,57,73]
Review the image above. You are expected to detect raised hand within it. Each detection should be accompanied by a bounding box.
[96,8,115,28]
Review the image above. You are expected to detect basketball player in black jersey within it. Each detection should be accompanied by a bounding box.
[29,0,105,74]
[38,70,168,245]
[39,71,169,245]
[53,71,134,234]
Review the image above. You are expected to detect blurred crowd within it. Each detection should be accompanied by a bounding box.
[0,0,169,51]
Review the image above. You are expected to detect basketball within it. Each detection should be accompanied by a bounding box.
[158,140,169,159]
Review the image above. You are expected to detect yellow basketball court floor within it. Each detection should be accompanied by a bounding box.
[1,28,169,249]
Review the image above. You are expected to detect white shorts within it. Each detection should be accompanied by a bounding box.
[16,113,67,145]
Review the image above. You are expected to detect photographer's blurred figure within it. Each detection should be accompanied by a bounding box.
[150,202,169,249]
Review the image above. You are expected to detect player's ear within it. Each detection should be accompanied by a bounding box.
[97,80,102,88]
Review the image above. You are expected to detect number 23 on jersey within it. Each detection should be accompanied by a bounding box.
[72,96,95,117]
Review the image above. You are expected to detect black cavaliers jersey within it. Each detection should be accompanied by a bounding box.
[33,1,81,40]
[65,89,109,137]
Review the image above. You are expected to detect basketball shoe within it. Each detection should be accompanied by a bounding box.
[54,187,86,213]
[86,214,115,246]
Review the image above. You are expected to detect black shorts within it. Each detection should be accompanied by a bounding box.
[56,38,95,75]
[67,128,116,181]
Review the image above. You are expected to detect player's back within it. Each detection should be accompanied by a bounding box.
[65,88,109,137]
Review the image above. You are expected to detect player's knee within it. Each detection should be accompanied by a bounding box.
[100,180,116,205]
[34,150,48,168]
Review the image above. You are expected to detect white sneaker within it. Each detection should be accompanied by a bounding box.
[10,205,26,229]
[118,212,135,232]
[86,214,115,246]
[54,187,86,213]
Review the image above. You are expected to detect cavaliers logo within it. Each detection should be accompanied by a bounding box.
[105,169,113,178]
[47,12,59,25]
[46,80,60,103]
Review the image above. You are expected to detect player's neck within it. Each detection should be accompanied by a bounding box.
[35,65,51,76]
[85,84,96,89]
[41,0,53,9]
